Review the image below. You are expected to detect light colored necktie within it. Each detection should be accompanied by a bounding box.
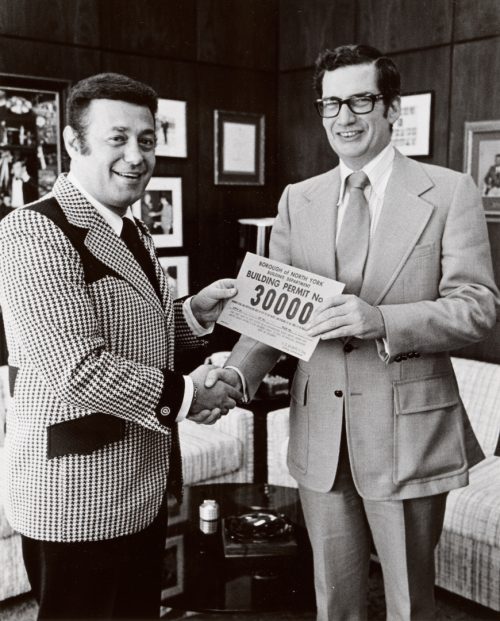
[336,171,370,296]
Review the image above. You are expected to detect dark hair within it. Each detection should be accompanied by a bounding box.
[313,45,400,111]
[66,73,158,148]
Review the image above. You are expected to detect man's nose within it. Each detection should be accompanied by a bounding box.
[123,140,143,165]
[336,102,356,125]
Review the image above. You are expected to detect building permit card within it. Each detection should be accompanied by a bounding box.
[217,252,345,361]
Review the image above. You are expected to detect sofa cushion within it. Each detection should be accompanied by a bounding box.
[179,420,243,484]
[451,357,500,456]
[443,455,500,546]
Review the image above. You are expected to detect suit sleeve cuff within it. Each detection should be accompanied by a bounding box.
[176,376,193,422]
[224,365,249,404]
[183,297,215,336]
[155,368,186,428]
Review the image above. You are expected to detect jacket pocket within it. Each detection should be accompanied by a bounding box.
[288,366,309,473]
[47,413,125,458]
[393,374,466,484]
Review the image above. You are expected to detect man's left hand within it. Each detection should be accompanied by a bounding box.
[306,294,386,341]
[190,279,237,327]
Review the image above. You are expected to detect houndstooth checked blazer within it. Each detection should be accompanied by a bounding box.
[0,174,202,542]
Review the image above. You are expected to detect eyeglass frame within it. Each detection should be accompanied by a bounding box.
[314,93,384,118]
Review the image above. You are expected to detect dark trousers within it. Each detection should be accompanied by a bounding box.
[21,500,169,620]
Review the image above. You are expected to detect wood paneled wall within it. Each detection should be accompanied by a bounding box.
[277,0,500,364]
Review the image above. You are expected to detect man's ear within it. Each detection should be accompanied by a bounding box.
[63,125,82,157]
[387,96,401,126]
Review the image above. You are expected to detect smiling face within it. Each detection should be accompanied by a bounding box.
[64,98,156,215]
[321,62,400,170]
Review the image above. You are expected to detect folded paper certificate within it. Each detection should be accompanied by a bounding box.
[217,252,345,361]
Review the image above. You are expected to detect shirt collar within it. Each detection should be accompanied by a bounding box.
[67,171,134,235]
[337,143,395,205]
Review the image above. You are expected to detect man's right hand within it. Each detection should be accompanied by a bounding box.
[187,365,242,424]
[204,366,241,392]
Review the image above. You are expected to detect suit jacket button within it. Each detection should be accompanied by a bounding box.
[400,355,407,361]
[408,352,415,358]
[334,390,343,398]
[395,355,402,362]
[414,352,421,358]
[343,343,354,353]
[160,406,171,417]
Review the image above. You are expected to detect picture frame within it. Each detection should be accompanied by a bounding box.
[155,98,187,158]
[160,535,184,601]
[158,256,189,299]
[464,119,500,221]
[133,177,183,248]
[214,110,265,185]
[391,91,433,157]
[0,74,68,210]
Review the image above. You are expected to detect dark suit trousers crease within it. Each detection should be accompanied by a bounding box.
[299,424,448,621]
[21,498,169,620]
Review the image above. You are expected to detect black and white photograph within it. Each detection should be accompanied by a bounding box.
[155,98,187,158]
[133,176,182,247]
[1,3,500,621]
[158,256,189,299]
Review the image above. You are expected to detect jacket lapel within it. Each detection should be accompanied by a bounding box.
[298,168,340,279]
[359,151,435,305]
[52,175,164,315]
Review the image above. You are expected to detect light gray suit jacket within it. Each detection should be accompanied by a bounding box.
[226,150,499,500]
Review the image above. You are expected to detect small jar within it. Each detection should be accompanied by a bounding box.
[199,499,219,521]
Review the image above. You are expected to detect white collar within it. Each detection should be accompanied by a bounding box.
[337,143,395,205]
[67,171,134,235]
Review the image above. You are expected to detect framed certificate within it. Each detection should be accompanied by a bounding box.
[214,110,265,185]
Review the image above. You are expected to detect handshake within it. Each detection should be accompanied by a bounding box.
[186,364,242,425]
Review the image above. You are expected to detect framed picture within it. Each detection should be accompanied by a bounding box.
[133,177,183,248]
[158,256,189,299]
[160,535,184,601]
[155,98,187,158]
[0,74,67,210]
[166,492,187,527]
[464,120,500,221]
[214,110,265,185]
[391,91,433,157]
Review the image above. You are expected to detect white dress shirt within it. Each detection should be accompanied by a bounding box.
[67,172,212,421]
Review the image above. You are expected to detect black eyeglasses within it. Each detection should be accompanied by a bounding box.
[314,93,384,118]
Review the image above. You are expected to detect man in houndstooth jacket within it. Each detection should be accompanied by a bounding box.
[0,73,241,619]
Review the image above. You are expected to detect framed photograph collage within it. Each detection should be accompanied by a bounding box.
[0,74,67,211]
[464,120,500,222]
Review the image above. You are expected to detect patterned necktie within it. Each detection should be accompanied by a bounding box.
[336,171,371,296]
[121,217,162,301]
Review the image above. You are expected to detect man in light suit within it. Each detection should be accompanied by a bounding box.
[206,45,499,620]
[0,73,241,620]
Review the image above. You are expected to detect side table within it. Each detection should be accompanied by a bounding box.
[162,483,314,615]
